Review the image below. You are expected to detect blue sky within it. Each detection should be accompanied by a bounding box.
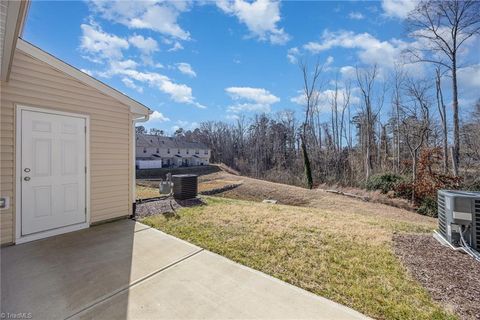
[24,0,479,133]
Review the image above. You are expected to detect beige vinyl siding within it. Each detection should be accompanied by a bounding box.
[0,49,134,245]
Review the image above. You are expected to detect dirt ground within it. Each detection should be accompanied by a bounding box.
[138,170,435,225]
[201,171,436,225]
[394,234,480,320]
[135,198,205,218]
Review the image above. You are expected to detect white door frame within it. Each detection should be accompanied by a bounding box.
[15,105,90,244]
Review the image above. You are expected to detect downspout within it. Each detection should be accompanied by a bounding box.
[131,114,150,218]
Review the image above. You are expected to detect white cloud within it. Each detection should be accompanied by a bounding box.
[458,64,480,90]
[226,114,240,120]
[172,120,199,132]
[97,59,205,108]
[176,62,197,77]
[79,17,204,110]
[148,110,170,122]
[225,86,280,113]
[122,77,143,93]
[226,87,280,104]
[287,47,300,64]
[80,23,129,61]
[303,30,412,69]
[122,69,206,108]
[168,41,184,52]
[217,0,290,45]
[228,103,272,113]
[340,65,356,79]
[89,0,190,40]
[128,34,159,55]
[348,12,365,20]
[325,56,334,67]
[110,59,138,70]
[381,0,417,19]
[291,88,361,113]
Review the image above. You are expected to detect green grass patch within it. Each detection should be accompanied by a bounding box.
[143,197,455,320]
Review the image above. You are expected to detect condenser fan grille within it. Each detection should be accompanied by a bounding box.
[437,193,447,237]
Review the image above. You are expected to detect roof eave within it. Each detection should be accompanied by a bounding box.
[1,0,29,82]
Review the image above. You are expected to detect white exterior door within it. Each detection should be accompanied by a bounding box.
[20,109,86,236]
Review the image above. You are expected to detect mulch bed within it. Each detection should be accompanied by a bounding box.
[393,234,480,320]
[135,197,205,218]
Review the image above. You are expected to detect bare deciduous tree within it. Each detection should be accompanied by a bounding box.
[435,67,449,173]
[406,0,480,176]
[299,60,322,189]
[401,78,431,201]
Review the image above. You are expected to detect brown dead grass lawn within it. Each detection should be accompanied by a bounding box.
[136,185,159,200]
[143,197,454,320]
[136,178,242,198]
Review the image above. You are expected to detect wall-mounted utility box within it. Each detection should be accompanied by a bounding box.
[0,196,10,210]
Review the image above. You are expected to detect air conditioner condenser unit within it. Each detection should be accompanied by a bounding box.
[436,190,480,258]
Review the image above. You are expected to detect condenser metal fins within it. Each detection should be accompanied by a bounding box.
[172,174,198,200]
[436,190,480,255]
[437,193,447,238]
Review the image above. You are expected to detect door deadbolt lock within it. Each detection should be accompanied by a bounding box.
[24,177,31,181]
[24,168,31,173]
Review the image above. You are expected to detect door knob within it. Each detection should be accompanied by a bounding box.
[24,177,30,181]
[24,168,31,173]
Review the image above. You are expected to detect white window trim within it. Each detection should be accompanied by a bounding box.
[15,105,91,244]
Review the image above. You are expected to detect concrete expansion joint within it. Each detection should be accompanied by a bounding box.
[64,247,204,319]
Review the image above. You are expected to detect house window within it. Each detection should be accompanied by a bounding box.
[143,147,147,153]
[178,149,180,154]
[195,149,199,154]
[156,148,159,153]
[167,148,170,154]
[186,149,189,154]
[204,150,208,155]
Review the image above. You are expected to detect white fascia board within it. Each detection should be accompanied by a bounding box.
[1,1,29,81]
[16,38,152,116]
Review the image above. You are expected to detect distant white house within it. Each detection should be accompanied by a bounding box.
[136,134,211,169]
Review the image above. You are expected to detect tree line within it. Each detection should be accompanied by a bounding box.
[140,1,480,212]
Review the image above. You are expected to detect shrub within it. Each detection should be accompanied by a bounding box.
[414,148,461,201]
[366,173,406,194]
[463,178,480,191]
[417,197,438,217]
[395,181,414,200]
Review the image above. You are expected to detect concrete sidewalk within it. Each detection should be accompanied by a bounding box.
[1,219,369,319]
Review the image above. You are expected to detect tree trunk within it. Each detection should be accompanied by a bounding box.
[301,136,313,189]
[442,127,448,173]
[452,57,460,176]
[435,69,448,173]
[411,152,417,203]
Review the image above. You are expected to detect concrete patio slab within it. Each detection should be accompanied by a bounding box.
[1,219,368,320]
[76,248,367,320]
[1,220,200,319]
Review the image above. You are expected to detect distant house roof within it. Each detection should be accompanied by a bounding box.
[136,134,209,150]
